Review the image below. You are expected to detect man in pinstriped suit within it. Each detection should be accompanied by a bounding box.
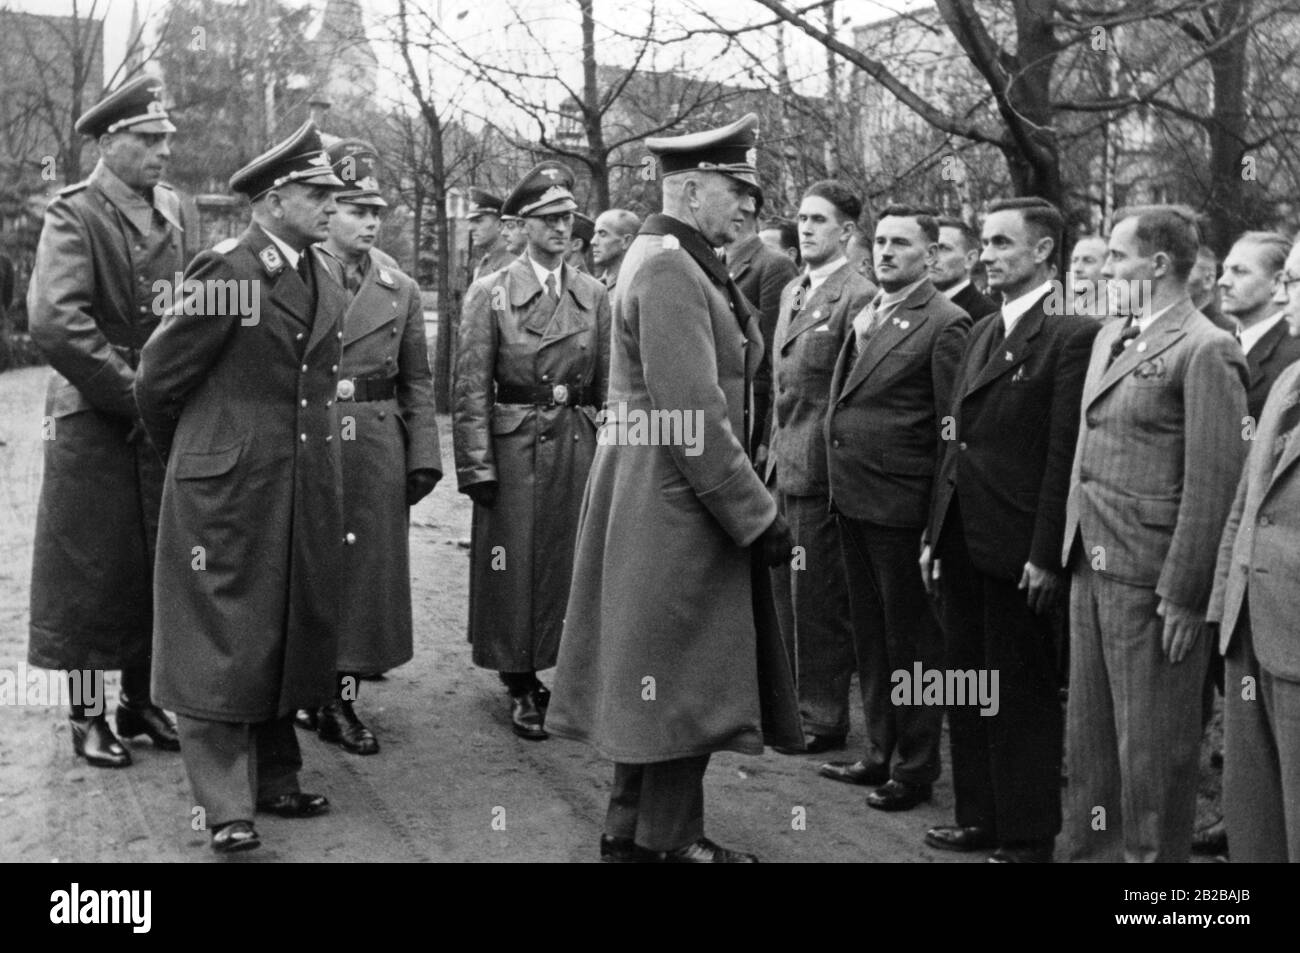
[1060,205,1248,862]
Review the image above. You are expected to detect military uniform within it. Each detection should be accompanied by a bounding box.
[547,115,801,861]
[453,161,610,741]
[468,188,516,282]
[27,74,191,768]
[134,121,348,851]
[296,139,442,756]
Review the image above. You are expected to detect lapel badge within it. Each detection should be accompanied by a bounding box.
[898,319,910,330]
[1136,341,1147,353]
[377,267,395,288]
[813,309,822,320]
[259,245,284,275]
[1005,350,1014,361]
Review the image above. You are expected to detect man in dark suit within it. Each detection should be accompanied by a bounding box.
[1207,234,1300,861]
[727,188,799,457]
[1061,205,1247,862]
[922,198,1099,863]
[819,205,972,811]
[1069,235,1109,321]
[1218,232,1300,422]
[763,181,877,754]
[933,217,997,321]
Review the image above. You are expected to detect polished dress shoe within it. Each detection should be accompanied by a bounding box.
[509,691,547,741]
[1191,819,1228,856]
[294,708,319,732]
[925,825,996,852]
[662,837,758,863]
[818,760,889,786]
[773,733,846,755]
[865,778,932,811]
[256,792,330,817]
[115,696,180,751]
[211,820,260,853]
[988,840,1053,863]
[599,834,660,863]
[70,715,132,768]
[317,699,379,755]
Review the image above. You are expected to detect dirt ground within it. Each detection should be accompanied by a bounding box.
[0,364,1222,863]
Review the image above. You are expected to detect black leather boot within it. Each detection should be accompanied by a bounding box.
[69,700,131,769]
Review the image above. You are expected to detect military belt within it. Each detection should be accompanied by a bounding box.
[335,376,397,402]
[495,383,593,408]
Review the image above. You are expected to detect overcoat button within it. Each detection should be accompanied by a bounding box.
[345,533,356,545]
[300,433,307,442]
[301,399,307,408]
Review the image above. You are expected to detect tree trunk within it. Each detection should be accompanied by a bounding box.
[1203,0,1251,255]
[579,0,610,209]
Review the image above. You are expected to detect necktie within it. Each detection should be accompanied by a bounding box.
[981,314,1006,370]
[852,294,884,358]
[1106,318,1140,370]
[545,273,559,306]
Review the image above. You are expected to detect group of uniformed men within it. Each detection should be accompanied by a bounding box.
[24,72,1300,863]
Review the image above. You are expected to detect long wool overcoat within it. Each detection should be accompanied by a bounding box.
[452,256,610,672]
[27,161,197,671]
[316,247,442,674]
[135,223,348,722]
[546,214,803,763]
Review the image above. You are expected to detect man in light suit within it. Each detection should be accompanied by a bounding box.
[762,181,877,754]
[1207,233,1300,862]
[819,205,972,811]
[1061,205,1248,862]
[923,198,1100,863]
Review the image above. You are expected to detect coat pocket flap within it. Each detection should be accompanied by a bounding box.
[1135,496,1180,527]
[173,443,244,480]
[490,404,531,435]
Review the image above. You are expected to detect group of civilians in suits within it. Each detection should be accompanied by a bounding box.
[24,72,1300,864]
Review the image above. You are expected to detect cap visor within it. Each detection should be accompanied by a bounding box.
[527,198,578,217]
[134,118,177,134]
[340,194,388,207]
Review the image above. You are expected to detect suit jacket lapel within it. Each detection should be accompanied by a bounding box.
[728,235,760,283]
[1248,317,1286,390]
[840,281,932,396]
[966,301,1045,395]
[1087,301,1194,409]
[781,264,849,349]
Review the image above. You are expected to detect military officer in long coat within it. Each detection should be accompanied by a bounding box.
[546,115,802,863]
[295,139,441,755]
[134,121,348,853]
[453,161,610,741]
[27,76,194,768]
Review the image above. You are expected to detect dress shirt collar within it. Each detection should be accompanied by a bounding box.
[941,278,971,300]
[528,253,563,297]
[805,255,847,296]
[1000,280,1053,336]
[1239,311,1286,355]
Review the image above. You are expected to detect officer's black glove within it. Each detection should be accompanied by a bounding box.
[758,512,795,567]
[465,480,499,509]
[406,469,441,507]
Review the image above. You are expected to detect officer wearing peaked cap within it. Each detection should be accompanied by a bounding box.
[28,71,195,771]
[293,139,442,756]
[453,160,610,744]
[468,187,517,281]
[545,114,802,863]
[135,120,349,854]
